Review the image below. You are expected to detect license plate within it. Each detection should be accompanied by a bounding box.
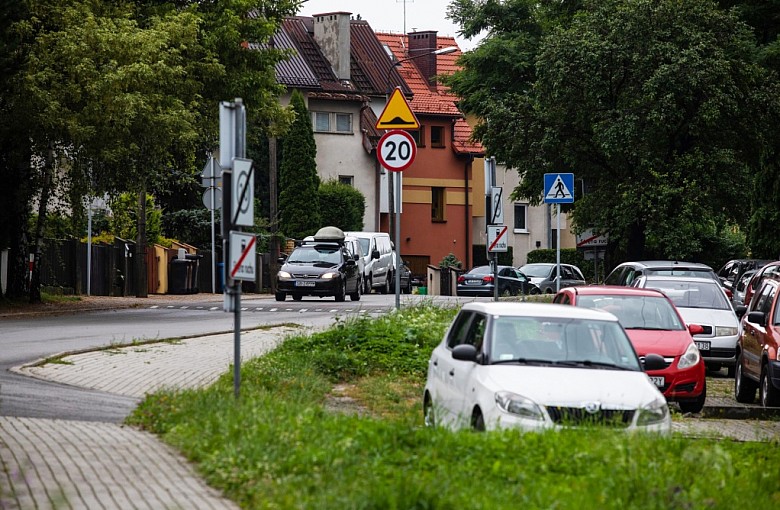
[466,280,482,285]
[649,376,665,388]
[695,341,711,352]
[295,281,315,287]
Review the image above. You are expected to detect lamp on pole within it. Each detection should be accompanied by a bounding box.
[383,45,457,308]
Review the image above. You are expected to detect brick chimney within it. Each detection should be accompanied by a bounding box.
[408,31,438,88]
[313,12,351,81]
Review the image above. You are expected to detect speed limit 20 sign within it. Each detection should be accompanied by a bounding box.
[377,129,417,172]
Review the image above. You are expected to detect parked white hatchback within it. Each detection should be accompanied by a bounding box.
[423,302,670,433]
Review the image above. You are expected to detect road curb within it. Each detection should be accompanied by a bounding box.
[701,405,780,420]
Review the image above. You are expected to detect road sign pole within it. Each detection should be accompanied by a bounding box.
[556,204,561,293]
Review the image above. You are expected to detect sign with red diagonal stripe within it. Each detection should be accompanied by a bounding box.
[230,231,256,281]
[488,225,508,253]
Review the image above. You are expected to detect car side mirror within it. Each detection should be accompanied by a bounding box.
[372,249,380,260]
[642,353,666,371]
[353,253,360,261]
[747,310,767,327]
[277,256,287,264]
[451,344,479,362]
[687,324,704,335]
[734,305,747,318]
[346,259,356,267]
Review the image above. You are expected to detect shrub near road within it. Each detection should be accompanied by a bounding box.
[129,303,779,509]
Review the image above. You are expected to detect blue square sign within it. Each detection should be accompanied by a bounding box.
[544,173,575,204]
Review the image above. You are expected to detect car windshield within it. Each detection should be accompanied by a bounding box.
[355,238,370,255]
[644,268,716,281]
[576,295,684,330]
[489,316,641,371]
[288,246,341,265]
[644,280,731,310]
[518,264,553,278]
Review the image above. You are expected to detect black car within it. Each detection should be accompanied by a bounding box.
[391,259,413,294]
[456,265,540,297]
[276,229,361,302]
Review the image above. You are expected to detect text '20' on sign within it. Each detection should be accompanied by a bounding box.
[377,129,417,172]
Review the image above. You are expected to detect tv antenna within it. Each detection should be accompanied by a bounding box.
[397,0,414,36]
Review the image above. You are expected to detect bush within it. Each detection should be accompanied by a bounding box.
[318,179,365,232]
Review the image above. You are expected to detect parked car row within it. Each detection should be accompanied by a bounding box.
[426,258,779,434]
[456,262,586,298]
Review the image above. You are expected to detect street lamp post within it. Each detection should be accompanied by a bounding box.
[384,45,457,308]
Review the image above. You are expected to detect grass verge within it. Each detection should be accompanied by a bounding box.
[128,301,780,509]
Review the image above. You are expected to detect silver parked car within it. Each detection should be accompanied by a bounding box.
[517,263,586,294]
[632,275,744,375]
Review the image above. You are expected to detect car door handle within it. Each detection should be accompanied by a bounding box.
[449,369,455,376]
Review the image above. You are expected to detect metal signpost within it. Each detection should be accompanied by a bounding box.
[543,173,575,292]
[376,89,419,309]
[220,98,253,399]
[201,157,222,293]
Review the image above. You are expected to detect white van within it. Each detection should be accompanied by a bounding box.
[345,231,394,294]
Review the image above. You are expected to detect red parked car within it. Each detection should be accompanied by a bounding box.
[735,274,780,407]
[554,286,707,413]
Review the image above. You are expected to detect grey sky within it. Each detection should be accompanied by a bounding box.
[298,0,486,51]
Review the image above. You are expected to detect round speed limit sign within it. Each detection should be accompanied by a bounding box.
[377,129,417,172]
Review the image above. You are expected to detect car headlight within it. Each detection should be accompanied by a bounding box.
[677,342,701,369]
[715,326,737,337]
[495,391,544,421]
[278,271,291,279]
[321,272,338,279]
[636,398,669,426]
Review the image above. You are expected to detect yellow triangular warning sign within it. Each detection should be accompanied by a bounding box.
[376,87,419,130]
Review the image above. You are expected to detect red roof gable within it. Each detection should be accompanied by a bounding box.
[375,32,483,155]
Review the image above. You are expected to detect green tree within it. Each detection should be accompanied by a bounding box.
[319,179,365,232]
[448,0,765,262]
[279,89,320,240]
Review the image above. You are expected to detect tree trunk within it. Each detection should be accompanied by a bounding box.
[29,143,55,304]
[135,185,148,297]
[4,153,32,299]
[269,136,279,294]
[626,221,646,261]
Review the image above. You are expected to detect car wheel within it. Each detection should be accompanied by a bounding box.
[501,287,512,298]
[530,287,541,295]
[734,355,757,404]
[350,278,361,301]
[335,281,346,302]
[423,393,435,427]
[292,294,302,301]
[759,364,780,407]
[678,382,706,414]
[275,292,286,302]
[381,272,392,294]
[471,408,485,432]
[404,281,412,294]
[545,288,554,294]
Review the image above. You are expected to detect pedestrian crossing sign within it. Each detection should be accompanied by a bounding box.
[544,173,575,204]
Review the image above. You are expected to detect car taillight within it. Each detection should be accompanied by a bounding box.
[482,276,494,283]
[724,288,733,299]
[457,276,465,283]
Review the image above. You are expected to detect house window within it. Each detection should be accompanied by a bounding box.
[336,113,352,133]
[338,175,354,186]
[432,187,446,222]
[312,112,353,134]
[314,112,330,132]
[513,204,528,232]
[407,128,421,145]
[430,126,444,147]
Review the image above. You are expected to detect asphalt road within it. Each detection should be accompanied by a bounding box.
[0,292,459,422]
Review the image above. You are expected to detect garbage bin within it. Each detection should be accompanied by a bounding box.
[216,262,224,293]
[185,254,202,293]
[168,258,191,294]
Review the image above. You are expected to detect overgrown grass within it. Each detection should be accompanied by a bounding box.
[128,301,780,509]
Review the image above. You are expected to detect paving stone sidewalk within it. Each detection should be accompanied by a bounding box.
[1,325,305,510]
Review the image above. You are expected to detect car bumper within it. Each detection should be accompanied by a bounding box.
[647,362,706,401]
[456,285,494,297]
[278,278,342,296]
[694,335,738,366]
[484,405,670,434]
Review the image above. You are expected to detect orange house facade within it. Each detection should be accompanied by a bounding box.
[376,31,484,272]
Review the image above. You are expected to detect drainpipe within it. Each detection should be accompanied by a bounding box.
[464,156,472,269]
